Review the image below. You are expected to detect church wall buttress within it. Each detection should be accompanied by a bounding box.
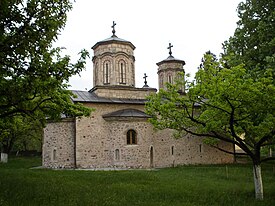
[43,120,75,168]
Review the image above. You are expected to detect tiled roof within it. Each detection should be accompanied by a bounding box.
[156,55,185,66]
[92,36,135,50]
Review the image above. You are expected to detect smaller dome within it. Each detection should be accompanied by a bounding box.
[156,55,185,66]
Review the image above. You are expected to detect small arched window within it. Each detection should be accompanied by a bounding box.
[119,60,126,84]
[159,74,164,88]
[171,146,174,156]
[104,61,110,84]
[127,130,137,145]
[52,149,57,161]
[115,149,120,161]
[94,62,98,85]
[168,74,173,84]
[199,144,203,153]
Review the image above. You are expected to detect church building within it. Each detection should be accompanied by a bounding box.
[42,23,234,169]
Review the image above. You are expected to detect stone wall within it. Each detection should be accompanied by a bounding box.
[75,103,150,168]
[92,86,157,99]
[152,129,233,168]
[42,119,75,168]
[74,103,234,169]
[43,103,234,169]
[43,104,233,168]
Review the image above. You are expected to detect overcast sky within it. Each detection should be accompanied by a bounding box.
[55,0,241,90]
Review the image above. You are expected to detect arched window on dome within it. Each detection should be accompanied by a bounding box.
[127,129,137,145]
[103,61,110,84]
[168,74,173,84]
[94,62,98,85]
[159,74,164,88]
[119,60,126,84]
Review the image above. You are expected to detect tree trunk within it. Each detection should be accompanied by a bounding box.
[269,148,272,157]
[253,164,263,200]
[1,153,8,163]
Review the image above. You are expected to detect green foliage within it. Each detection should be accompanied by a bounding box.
[223,0,275,75]
[0,157,275,205]
[0,115,43,153]
[0,0,92,120]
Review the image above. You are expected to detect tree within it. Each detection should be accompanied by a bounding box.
[0,115,43,154]
[223,0,275,76]
[0,0,91,121]
[146,53,275,200]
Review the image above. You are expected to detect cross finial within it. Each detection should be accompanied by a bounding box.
[143,73,148,87]
[167,43,173,56]
[111,21,117,37]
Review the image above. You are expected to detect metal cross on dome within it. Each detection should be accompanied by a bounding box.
[143,73,148,86]
[167,43,173,56]
[111,21,117,37]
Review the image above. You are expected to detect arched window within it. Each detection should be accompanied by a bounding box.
[94,62,98,85]
[52,149,57,161]
[115,149,120,161]
[159,74,164,88]
[104,61,110,84]
[119,60,126,84]
[131,63,135,86]
[127,130,137,145]
[168,74,173,84]
[199,144,203,153]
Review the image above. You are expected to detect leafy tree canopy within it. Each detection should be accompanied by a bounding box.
[0,115,42,153]
[0,0,92,121]
[223,0,275,75]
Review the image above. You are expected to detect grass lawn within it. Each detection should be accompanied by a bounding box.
[0,157,274,206]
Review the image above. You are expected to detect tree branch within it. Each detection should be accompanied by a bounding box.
[210,144,248,156]
[197,98,231,115]
[225,96,254,157]
[260,157,275,163]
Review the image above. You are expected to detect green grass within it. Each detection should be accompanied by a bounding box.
[0,157,275,206]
